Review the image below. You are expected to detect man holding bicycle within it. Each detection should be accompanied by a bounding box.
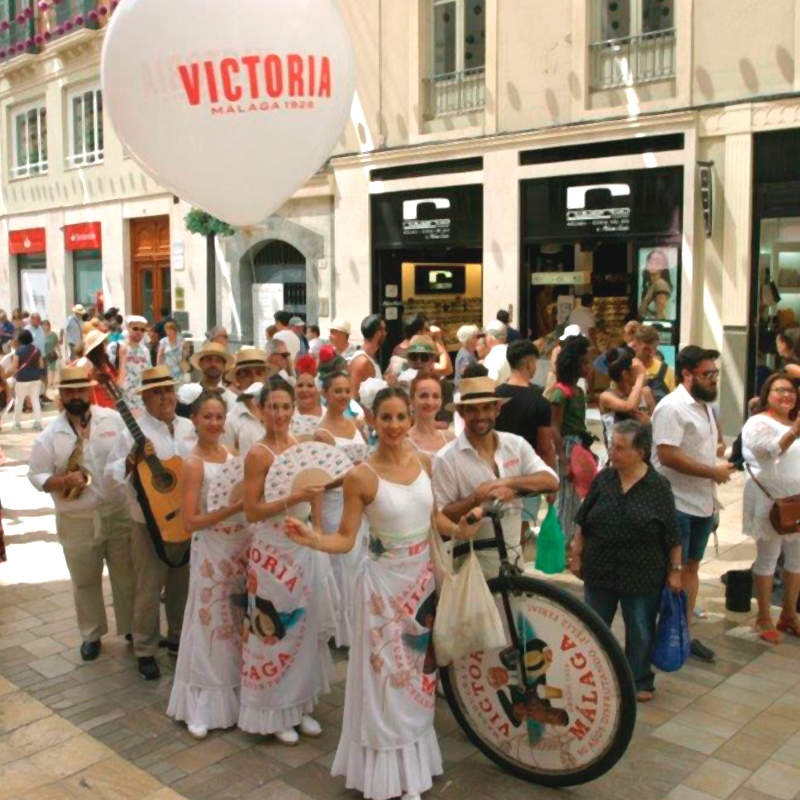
[434,366,559,576]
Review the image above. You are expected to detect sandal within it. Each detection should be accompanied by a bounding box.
[777,614,800,638]
[756,618,782,644]
[636,691,655,703]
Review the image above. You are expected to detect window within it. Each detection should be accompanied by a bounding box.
[425,0,486,118]
[74,248,103,307]
[67,86,104,168]
[591,0,676,89]
[11,102,47,179]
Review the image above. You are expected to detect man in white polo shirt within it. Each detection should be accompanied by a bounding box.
[434,365,559,577]
[652,345,734,664]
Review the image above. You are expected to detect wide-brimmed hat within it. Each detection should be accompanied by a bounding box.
[84,328,109,355]
[406,335,438,356]
[446,376,511,412]
[59,365,96,390]
[136,365,178,394]
[190,341,235,371]
[225,347,268,382]
[329,318,351,335]
[72,304,86,315]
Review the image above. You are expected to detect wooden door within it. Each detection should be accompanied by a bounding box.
[131,216,171,322]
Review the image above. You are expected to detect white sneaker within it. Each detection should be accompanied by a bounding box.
[298,714,322,738]
[187,723,208,740]
[273,728,300,746]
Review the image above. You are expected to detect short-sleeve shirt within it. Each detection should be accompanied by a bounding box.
[495,383,552,454]
[549,384,587,438]
[651,384,717,517]
[568,306,596,337]
[15,344,40,382]
[574,466,681,594]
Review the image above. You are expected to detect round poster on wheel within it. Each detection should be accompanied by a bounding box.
[445,592,625,777]
[264,441,354,502]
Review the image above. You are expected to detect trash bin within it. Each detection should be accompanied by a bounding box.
[725,569,753,613]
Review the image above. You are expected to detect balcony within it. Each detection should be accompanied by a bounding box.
[590,29,676,90]
[424,66,486,119]
[0,0,113,64]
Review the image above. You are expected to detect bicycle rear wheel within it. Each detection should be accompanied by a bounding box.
[440,573,637,787]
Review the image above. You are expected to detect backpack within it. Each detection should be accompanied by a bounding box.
[648,360,670,405]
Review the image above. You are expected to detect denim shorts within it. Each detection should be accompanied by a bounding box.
[676,511,714,563]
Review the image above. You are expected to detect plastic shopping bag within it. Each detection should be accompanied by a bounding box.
[432,534,508,667]
[653,588,691,673]
[535,505,566,575]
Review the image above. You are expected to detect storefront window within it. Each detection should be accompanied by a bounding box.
[74,249,103,308]
[18,254,48,318]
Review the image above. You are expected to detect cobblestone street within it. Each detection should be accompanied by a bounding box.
[3,417,800,800]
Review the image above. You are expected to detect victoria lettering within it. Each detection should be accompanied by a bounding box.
[178,54,332,106]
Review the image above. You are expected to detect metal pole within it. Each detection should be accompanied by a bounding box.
[206,232,216,332]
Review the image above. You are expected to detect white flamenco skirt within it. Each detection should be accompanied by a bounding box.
[167,523,250,731]
[238,518,338,735]
[333,532,442,800]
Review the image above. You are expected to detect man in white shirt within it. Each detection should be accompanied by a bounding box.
[189,341,238,412]
[107,365,198,680]
[349,314,386,401]
[568,294,597,346]
[482,320,511,385]
[63,304,85,360]
[28,365,134,662]
[434,372,559,577]
[225,382,265,455]
[273,310,302,361]
[652,345,733,664]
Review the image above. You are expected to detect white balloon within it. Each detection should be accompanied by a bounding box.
[101,0,355,226]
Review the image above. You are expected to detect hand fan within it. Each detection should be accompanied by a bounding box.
[265,441,354,502]
[206,456,245,512]
[291,413,322,439]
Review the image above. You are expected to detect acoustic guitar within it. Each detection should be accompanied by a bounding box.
[96,373,188,564]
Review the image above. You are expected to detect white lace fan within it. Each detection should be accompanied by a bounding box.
[291,413,322,439]
[264,441,354,502]
[206,456,245,512]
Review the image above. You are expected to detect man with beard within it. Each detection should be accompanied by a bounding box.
[224,347,268,454]
[28,365,134,662]
[652,346,733,664]
[107,366,197,680]
[433,365,559,577]
[189,341,237,412]
[349,314,386,401]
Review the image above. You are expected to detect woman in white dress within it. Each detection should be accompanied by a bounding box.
[291,355,323,439]
[167,391,248,739]
[287,386,480,800]
[238,376,335,744]
[315,359,370,647]
[742,371,800,643]
[408,374,455,458]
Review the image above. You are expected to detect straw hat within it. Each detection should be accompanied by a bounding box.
[58,364,96,390]
[136,365,178,394]
[84,328,109,355]
[72,304,86,315]
[190,341,235,371]
[406,335,438,356]
[225,347,268,383]
[445,376,511,413]
[329,318,351,335]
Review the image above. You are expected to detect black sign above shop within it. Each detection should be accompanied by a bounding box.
[371,184,483,250]
[521,167,683,242]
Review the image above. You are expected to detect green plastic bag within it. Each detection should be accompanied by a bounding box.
[535,505,566,574]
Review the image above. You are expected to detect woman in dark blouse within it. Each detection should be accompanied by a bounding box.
[570,419,682,702]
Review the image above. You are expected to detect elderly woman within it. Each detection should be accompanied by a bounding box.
[570,419,682,702]
[742,371,800,643]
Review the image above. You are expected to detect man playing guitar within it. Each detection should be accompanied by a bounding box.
[107,365,197,680]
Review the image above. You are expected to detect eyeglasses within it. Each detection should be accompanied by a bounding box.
[131,327,146,333]
[771,387,798,397]
[409,353,433,363]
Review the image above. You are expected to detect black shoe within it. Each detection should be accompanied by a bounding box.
[137,656,161,681]
[159,638,179,655]
[80,640,101,661]
[691,639,716,663]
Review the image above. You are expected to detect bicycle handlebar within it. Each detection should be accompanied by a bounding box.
[465,489,542,526]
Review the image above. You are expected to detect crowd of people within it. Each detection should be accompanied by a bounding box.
[6,300,800,800]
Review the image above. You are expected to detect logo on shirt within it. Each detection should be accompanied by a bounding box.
[504,458,521,470]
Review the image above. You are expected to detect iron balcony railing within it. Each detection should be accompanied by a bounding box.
[590,28,676,90]
[424,66,486,118]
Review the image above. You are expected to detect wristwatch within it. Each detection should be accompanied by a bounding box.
[669,563,683,572]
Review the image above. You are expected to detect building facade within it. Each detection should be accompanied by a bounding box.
[0,0,799,433]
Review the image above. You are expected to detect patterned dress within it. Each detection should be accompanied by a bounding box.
[120,342,152,414]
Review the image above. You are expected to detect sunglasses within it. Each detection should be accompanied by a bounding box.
[409,353,433,363]
[275,352,290,360]
[696,369,720,380]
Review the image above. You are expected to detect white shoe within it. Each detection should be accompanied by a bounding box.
[401,794,422,800]
[187,723,208,740]
[298,714,322,738]
[273,728,299,746]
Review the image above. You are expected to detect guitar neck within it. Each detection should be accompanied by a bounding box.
[97,373,146,446]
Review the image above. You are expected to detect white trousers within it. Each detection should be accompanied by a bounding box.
[14,380,41,425]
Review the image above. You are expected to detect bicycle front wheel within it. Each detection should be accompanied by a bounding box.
[440,573,637,787]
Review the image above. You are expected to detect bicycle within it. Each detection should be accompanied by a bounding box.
[439,495,637,787]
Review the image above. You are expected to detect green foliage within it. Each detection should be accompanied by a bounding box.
[184,208,236,238]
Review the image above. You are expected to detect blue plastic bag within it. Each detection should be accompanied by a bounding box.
[653,588,691,673]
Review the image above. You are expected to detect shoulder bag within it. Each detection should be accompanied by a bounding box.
[746,464,800,535]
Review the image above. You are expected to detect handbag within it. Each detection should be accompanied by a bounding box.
[535,505,565,574]
[746,464,800,535]
[653,588,691,673]
[430,520,508,667]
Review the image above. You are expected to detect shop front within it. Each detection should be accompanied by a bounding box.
[10,228,48,317]
[749,129,800,397]
[371,184,483,362]
[65,222,103,311]
[520,167,683,367]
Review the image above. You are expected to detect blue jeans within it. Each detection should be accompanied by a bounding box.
[584,585,660,693]
[676,511,714,564]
